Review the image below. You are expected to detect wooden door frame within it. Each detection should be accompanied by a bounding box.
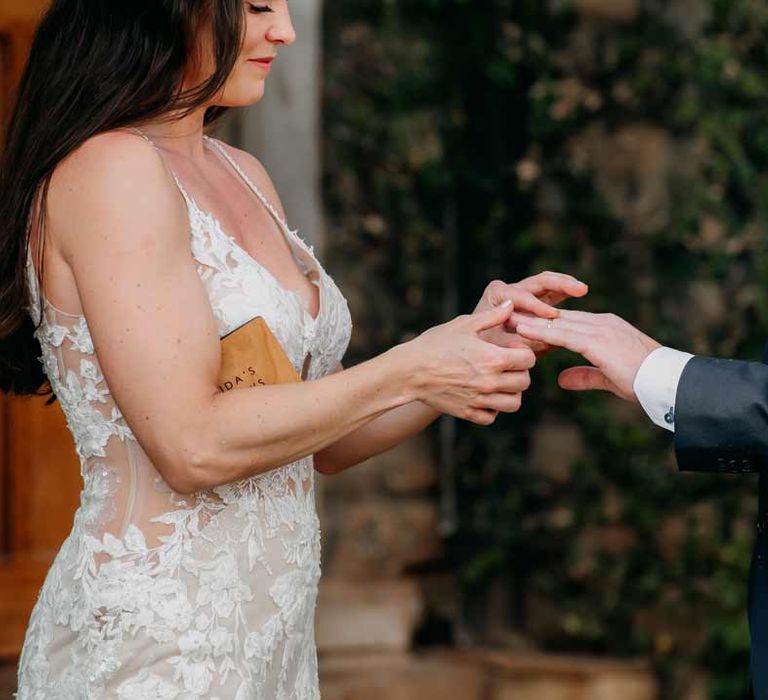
[0,6,40,559]
[0,1,54,661]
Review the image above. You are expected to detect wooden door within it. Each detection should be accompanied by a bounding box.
[0,0,81,660]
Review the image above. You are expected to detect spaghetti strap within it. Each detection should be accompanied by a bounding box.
[202,135,294,237]
[127,126,195,208]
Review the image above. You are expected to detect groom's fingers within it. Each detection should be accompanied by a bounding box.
[515,319,598,357]
[558,366,612,393]
[508,309,603,332]
[556,309,605,326]
[515,313,602,335]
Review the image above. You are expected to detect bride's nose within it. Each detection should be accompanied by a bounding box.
[266,9,297,46]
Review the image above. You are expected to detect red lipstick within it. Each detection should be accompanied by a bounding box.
[248,57,275,72]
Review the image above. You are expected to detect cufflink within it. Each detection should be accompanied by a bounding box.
[664,407,675,425]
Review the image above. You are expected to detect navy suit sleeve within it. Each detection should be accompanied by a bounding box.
[674,355,768,473]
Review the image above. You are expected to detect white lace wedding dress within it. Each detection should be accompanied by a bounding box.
[15,132,352,699]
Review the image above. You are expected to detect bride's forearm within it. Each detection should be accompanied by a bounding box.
[313,400,440,475]
[178,348,420,493]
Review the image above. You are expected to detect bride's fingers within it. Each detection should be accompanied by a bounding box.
[491,329,552,354]
[497,333,537,350]
[527,281,589,307]
[464,408,499,425]
[539,292,570,306]
[492,370,532,394]
[506,311,544,328]
[473,392,523,413]
[559,366,613,392]
[520,272,589,300]
[488,286,558,320]
[508,291,559,319]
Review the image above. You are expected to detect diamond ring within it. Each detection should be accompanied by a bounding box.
[546,319,555,329]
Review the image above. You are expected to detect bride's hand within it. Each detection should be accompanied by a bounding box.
[397,302,537,425]
[473,273,589,355]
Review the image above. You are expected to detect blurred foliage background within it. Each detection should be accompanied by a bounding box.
[322,0,768,697]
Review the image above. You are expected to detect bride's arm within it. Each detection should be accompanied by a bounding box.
[312,275,588,475]
[314,363,440,474]
[50,131,533,495]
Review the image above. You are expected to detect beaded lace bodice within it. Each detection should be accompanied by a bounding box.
[15,134,352,699]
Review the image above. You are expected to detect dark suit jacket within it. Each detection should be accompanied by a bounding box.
[675,356,768,474]
[675,353,768,699]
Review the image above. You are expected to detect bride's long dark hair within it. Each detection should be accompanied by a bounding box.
[0,0,245,400]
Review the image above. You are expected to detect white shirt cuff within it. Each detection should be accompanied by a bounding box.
[633,347,694,432]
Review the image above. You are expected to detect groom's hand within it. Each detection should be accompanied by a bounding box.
[514,311,661,402]
[473,273,589,354]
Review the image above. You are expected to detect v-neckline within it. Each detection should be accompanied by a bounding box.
[200,136,322,324]
[130,127,322,324]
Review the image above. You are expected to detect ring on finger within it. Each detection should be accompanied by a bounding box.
[546,318,555,329]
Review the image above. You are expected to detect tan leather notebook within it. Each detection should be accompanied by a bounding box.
[217,316,300,393]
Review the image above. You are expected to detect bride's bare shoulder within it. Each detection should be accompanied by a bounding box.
[47,129,184,252]
[50,129,165,199]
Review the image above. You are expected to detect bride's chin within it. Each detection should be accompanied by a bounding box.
[215,81,267,109]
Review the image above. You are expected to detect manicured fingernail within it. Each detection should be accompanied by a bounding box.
[500,300,512,308]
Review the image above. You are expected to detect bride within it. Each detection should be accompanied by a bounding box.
[0,0,586,697]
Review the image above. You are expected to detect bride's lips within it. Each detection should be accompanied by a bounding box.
[248,57,275,72]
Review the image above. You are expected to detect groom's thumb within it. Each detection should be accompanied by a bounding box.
[474,300,514,332]
[559,367,611,392]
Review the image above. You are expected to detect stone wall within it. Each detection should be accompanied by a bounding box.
[320,650,659,700]
[314,436,661,699]
[315,435,443,654]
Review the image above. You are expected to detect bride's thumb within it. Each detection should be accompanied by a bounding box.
[473,299,514,332]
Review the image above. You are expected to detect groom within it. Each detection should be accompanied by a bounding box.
[513,306,768,699]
